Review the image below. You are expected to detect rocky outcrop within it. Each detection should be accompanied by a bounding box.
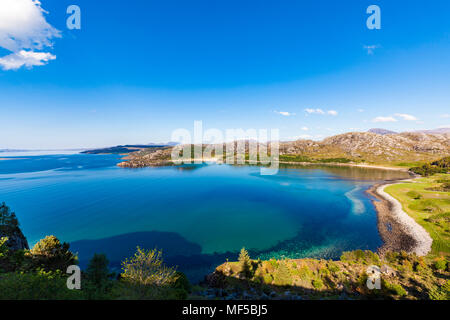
[0,202,29,251]
[1,228,29,251]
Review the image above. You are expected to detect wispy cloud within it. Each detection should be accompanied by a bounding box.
[274,110,295,116]
[440,114,450,118]
[305,108,338,116]
[394,113,418,121]
[372,116,398,123]
[327,110,338,116]
[305,108,325,115]
[363,44,380,55]
[301,126,309,131]
[0,0,60,70]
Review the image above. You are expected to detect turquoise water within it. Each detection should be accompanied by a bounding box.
[0,153,410,281]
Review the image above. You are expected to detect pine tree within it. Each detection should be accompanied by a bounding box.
[238,247,251,278]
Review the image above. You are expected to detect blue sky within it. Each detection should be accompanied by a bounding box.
[0,0,449,149]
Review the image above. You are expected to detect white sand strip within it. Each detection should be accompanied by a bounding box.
[377,183,432,256]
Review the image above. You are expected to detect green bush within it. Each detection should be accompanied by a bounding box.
[298,265,314,280]
[0,270,82,300]
[262,273,273,284]
[383,280,407,297]
[172,271,191,293]
[121,247,177,287]
[433,258,447,271]
[29,235,77,272]
[312,279,324,289]
[273,262,292,286]
[327,261,340,273]
[406,191,422,200]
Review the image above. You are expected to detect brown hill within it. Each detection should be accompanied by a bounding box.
[279,132,450,163]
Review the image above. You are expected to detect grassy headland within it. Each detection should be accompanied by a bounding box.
[384,174,450,257]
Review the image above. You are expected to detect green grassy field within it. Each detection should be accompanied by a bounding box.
[385,174,450,257]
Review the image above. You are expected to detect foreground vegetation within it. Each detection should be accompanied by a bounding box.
[0,203,190,300]
[204,248,449,300]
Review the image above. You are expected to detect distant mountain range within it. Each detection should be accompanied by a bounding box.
[368,127,450,135]
[368,128,397,135]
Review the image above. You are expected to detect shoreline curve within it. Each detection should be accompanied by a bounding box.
[368,179,432,256]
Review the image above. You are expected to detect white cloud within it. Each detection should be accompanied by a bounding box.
[327,110,338,116]
[274,111,295,116]
[301,126,309,131]
[372,116,398,123]
[440,114,450,118]
[0,0,60,70]
[363,45,380,55]
[291,134,312,140]
[305,108,325,115]
[357,108,364,113]
[305,108,337,116]
[0,50,56,70]
[394,113,418,121]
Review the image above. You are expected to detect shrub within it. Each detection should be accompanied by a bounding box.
[172,271,191,293]
[327,261,340,273]
[121,247,177,287]
[29,235,77,272]
[383,280,406,297]
[273,262,292,286]
[406,191,422,200]
[262,273,273,284]
[312,279,324,289]
[0,270,82,300]
[298,265,314,280]
[433,258,447,271]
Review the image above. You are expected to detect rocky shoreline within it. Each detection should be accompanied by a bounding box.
[367,178,433,256]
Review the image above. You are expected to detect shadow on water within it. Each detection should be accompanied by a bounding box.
[70,231,238,283]
[70,222,380,284]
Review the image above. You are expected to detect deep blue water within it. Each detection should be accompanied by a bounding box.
[0,153,409,282]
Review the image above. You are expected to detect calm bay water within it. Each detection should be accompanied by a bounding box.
[0,153,410,281]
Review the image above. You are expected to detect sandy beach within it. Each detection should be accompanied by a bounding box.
[368,180,432,256]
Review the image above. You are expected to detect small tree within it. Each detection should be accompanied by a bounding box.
[84,253,113,299]
[0,202,19,230]
[273,261,293,286]
[121,247,177,287]
[29,235,77,271]
[238,247,252,278]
